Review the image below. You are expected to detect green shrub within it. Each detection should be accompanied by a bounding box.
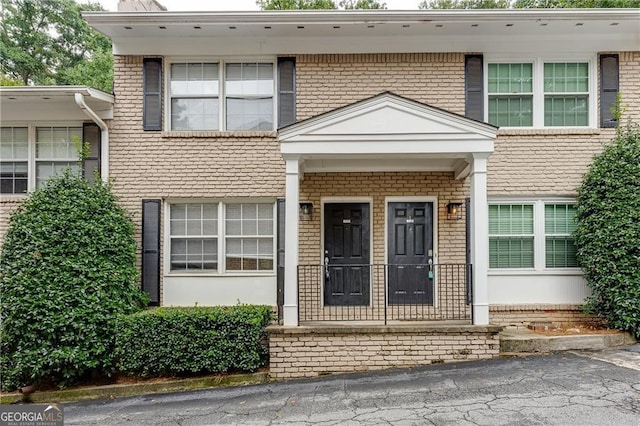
[0,171,148,390]
[574,123,640,339]
[115,305,273,378]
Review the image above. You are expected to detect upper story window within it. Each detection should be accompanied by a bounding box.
[168,60,275,132]
[486,59,593,128]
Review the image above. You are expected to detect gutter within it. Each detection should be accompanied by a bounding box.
[82,8,640,25]
[74,92,109,182]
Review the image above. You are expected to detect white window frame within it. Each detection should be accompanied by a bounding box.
[164,200,277,277]
[484,55,597,129]
[0,122,83,195]
[164,57,278,132]
[488,198,581,275]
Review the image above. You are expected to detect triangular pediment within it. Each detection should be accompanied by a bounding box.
[279,92,497,145]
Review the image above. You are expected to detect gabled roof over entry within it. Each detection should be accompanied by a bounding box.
[279,92,496,177]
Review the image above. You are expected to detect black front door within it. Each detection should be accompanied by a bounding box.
[324,203,370,306]
[388,202,434,305]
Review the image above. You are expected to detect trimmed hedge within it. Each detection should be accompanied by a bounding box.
[114,306,273,377]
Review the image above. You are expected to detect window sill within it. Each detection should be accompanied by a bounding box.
[161,130,277,139]
[488,268,583,276]
[0,194,28,202]
[497,128,603,136]
[165,271,276,277]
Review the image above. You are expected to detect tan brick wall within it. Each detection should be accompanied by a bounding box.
[296,53,465,121]
[111,55,286,300]
[0,198,22,244]
[489,305,599,327]
[269,325,502,379]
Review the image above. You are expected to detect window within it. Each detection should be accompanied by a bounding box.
[489,204,534,268]
[225,63,274,131]
[489,201,579,270]
[35,127,81,188]
[170,63,219,131]
[168,60,274,131]
[488,63,533,127]
[225,203,274,271]
[0,127,28,194]
[170,203,218,271]
[486,59,591,128]
[1,124,92,194]
[545,204,578,268]
[168,202,275,273]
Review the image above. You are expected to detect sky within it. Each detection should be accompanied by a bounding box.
[96,0,424,11]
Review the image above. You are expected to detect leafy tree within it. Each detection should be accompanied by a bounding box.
[257,0,386,9]
[0,170,148,390]
[574,118,640,339]
[0,0,113,92]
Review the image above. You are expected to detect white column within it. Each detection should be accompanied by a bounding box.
[470,154,490,325]
[283,158,300,326]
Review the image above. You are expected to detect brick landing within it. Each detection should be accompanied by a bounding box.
[268,323,503,379]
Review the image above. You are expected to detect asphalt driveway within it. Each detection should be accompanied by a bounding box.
[64,348,640,425]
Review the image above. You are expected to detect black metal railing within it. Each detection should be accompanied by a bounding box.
[298,263,472,324]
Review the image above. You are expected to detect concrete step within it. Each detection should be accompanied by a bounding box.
[499,328,636,353]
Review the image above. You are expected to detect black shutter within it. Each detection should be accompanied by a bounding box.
[465,55,484,122]
[82,122,101,183]
[143,58,162,131]
[142,199,161,305]
[277,57,296,128]
[600,54,619,128]
[276,198,286,323]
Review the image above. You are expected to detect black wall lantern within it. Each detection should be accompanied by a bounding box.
[446,202,463,220]
[299,202,313,220]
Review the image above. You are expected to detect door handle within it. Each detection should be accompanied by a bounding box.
[324,250,330,280]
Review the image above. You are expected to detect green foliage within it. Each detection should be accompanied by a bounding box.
[0,74,22,86]
[574,123,640,339]
[0,0,113,92]
[115,306,273,378]
[0,171,148,390]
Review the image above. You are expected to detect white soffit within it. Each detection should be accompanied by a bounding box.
[0,86,114,122]
[83,9,640,55]
[279,92,496,158]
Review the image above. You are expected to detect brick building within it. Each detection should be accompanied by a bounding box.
[2,5,638,377]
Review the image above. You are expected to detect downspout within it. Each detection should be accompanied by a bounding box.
[74,92,109,181]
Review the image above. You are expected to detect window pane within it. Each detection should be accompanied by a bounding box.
[36,162,80,188]
[171,237,217,271]
[546,237,578,268]
[0,127,28,160]
[171,98,219,131]
[544,62,588,93]
[226,98,274,131]
[224,203,274,271]
[545,204,577,234]
[0,162,28,194]
[488,63,533,94]
[488,96,533,127]
[544,96,588,127]
[171,203,217,237]
[489,204,534,235]
[489,237,534,268]
[36,127,80,160]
